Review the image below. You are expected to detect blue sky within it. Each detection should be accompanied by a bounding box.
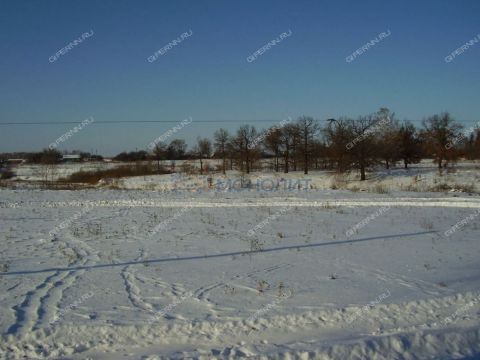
[0,0,479,155]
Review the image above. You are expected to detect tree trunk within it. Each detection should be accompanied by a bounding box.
[199,159,203,174]
[275,149,279,172]
[304,134,308,175]
[360,165,366,181]
[385,159,389,169]
[284,150,289,173]
[404,159,408,169]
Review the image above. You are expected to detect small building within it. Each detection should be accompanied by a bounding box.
[6,159,25,165]
[62,154,81,162]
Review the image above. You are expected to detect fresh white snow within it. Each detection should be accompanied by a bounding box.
[1,165,480,359]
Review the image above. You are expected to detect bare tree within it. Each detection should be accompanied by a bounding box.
[153,142,167,172]
[350,116,381,180]
[40,148,61,186]
[376,109,400,169]
[167,139,187,160]
[214,128,229,174]
[280,125,293,173]
[297,116,320,174]
[323,118,351,172]
[288,124,301,171]
[226,139,236,171]
[264,127,282,172]
[464,130,480,160]
[398,121,422,169]
[422,112,462,169]
[235,125,258,174]
[195,138,212,174]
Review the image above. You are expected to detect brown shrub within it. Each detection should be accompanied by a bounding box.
[62,164,169,184]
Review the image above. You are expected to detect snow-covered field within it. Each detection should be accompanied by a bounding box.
[1,166,480,359]
[12,162,117,182]
[10,160,480,194]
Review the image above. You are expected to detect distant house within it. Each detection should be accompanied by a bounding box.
[62,154,81,162]
[6,159,25,165]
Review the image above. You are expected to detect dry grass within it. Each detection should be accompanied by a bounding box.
[372,183,389,194]
[61,164,169,184]
[0,169,15,180]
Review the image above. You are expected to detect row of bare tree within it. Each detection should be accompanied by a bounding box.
[18,109,477,182]
[151,108,478,180]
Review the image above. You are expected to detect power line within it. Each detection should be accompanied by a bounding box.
[0,119,478,126]
[0,120,284,125]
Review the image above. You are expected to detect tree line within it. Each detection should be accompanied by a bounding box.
[3,108,479,181]
[146,108,480,180]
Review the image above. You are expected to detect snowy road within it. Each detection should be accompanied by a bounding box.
[3,195,480,209]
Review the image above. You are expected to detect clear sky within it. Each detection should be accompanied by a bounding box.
[0,0,479,155]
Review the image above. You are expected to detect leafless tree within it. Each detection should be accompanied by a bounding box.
[376,109,400,169]
[264,127,282,172]
[422,112,462,169]
[195,138,212,174]
[214,128,230,174]
[40,148,61,186]
[280,125,293,173]
[153,142,167,172]
[323,118,352,172]
[348,115,381,180]
[297,116,320,174]
[398,121,422,169]
[234,125,258,174]
[167,139,187,160]
[288,124,301,171]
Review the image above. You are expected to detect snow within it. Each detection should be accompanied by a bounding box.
[1,163,480,359]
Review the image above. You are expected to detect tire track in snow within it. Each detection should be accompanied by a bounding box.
[35,234,101,329]
[7,230,100,336]
[120,246,188,315]
[7,270,71,337]
[4,291,479,359]
[193,263,293,303]
[3,196,480,209]
[344,261,456,298]
[121,248,154,313]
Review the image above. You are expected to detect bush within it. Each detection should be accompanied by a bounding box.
[373,183,388,194]
[0,169,14,180]
[62,164,169,184]
[180,163,197,175]
[428,183,451,192]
